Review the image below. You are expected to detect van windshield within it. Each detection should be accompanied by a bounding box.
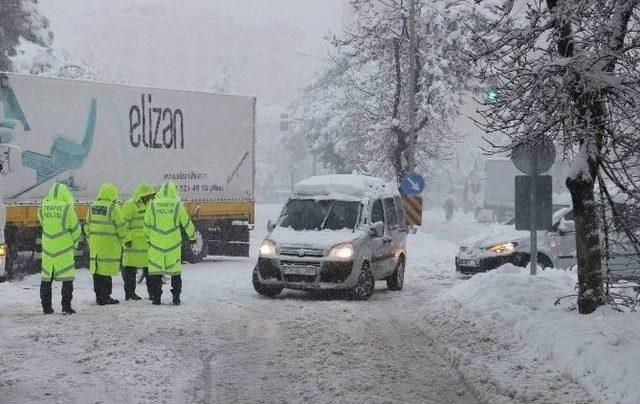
[280,199,361,231]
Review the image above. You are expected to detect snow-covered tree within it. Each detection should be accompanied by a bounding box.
[207,61,234,94]
[289,0,478,182]
[472,0,640,313]
[0,0,53,71]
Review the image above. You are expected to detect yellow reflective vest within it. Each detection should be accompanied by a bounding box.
[144,181,196,275]
[85,183,131,276]
[122,183,155,268]
[38,183,81,282]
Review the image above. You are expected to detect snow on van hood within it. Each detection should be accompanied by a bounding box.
[293,174,397,199]
[461,225,529,249]
[269,226,366,251]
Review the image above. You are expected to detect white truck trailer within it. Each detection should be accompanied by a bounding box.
[0,72,255,280]
[481,158,521,223]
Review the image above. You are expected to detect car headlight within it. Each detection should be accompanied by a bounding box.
[259,239,277,257]
[488,242,517,254]
[327,243,354,260]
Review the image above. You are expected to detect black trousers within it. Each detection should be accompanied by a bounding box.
[122,266,139,297]
[142,268,151,297]
[148,274,181,299]
[40,280,73,310]
[93,274,113,303]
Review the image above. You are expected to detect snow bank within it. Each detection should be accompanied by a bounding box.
[440,264,640,403]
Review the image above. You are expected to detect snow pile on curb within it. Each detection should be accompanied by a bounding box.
[439,265,640,403]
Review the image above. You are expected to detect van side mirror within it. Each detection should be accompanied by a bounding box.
[266,219,276,233]
[370,221,385,238]
[558,219,575,235]
[0,144,20,175]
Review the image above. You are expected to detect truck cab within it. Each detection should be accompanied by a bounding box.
[252,174,407,300]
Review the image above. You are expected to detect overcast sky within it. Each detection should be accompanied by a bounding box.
[40,0,347,104]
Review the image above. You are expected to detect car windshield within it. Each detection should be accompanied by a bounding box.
[279,199,361,231]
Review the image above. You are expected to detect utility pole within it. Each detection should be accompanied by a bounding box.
[406,0,417,175]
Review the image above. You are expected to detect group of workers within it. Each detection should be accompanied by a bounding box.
[38,181,197,314]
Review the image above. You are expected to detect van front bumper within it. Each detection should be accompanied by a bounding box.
[256,257,357,290]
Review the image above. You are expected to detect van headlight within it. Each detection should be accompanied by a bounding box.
[327,244,354,260]
[259,239,277,257]
[0,244,6,256]
[488,242,517,254]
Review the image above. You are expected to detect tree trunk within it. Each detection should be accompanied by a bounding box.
[566,173,605,314]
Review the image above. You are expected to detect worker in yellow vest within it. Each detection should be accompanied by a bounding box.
[85,183,131,305]
[38,183,81,314]
[143,181,196,305]
[121,183,155,300]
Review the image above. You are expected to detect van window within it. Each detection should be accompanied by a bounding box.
[371,200,384,224]
[394,196,406,227]
[384,198,398,227]
[280,199,361,231]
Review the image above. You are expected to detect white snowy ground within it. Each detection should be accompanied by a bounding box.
[0,205,621,403]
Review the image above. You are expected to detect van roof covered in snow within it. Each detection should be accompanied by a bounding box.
[293,174,396,200]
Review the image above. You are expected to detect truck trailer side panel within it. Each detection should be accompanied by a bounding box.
[0,73,256,277]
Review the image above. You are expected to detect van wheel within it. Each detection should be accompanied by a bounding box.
[387,260,405,291]
[351,262,374,300]
[252,267,283,297]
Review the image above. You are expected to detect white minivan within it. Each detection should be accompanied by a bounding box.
[253,175,407,300]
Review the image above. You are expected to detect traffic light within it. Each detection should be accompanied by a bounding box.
[484,87,499,104]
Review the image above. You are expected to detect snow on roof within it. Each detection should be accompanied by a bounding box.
[293,174,395,199]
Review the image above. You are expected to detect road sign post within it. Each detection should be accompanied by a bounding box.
[401,172,426,227]
[512,141,556,275]
[529,159,538,275]
[401,172,426,196]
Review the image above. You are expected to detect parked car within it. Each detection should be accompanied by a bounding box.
[456,207,577,273]
[253,174,408,300]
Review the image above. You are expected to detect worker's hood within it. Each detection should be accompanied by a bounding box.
[45,183,75,203]
[96,183,119,202]
[134,182,155,202]
[157,181,179,199]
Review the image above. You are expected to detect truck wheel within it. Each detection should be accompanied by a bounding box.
[75,238,90,269]
[4,248,17,280]
[252,267,283,297]
[351,262,374,300]
[387,260,405,291]
[184,224,208,264]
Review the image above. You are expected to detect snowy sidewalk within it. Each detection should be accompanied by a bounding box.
[433,264,640,403]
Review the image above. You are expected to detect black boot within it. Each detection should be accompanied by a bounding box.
[93,274,102,304]
[61,281,75,314]
[171,275,182,306]
[40,281,54,314]
[149,274,162,305]
[123,267,140,300]
[105,297,120,305]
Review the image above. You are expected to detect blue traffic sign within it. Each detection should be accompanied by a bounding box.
[401,172,426,195]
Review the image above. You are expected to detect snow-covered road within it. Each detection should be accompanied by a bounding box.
[1,205,594,403]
